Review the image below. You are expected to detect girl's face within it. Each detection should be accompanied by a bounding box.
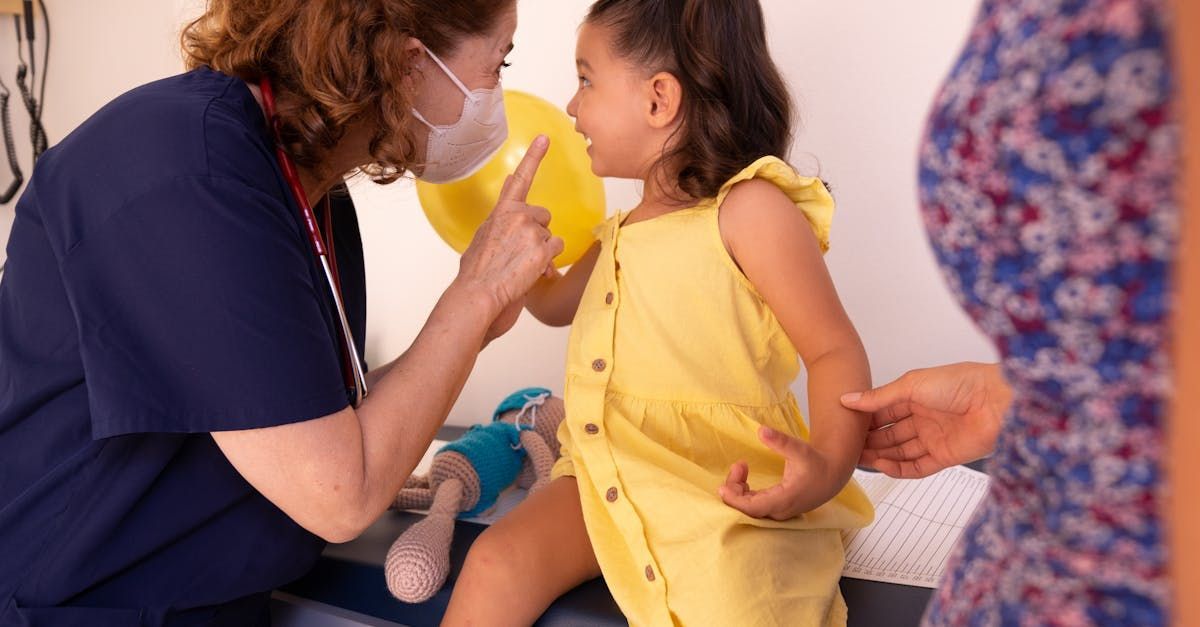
[566,22,658,180]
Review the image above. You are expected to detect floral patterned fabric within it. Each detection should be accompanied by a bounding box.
[917,0,1177,624]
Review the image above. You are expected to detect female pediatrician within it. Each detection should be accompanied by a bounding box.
[0,0,558,623]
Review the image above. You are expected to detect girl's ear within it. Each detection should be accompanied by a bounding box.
[644,71,683,129]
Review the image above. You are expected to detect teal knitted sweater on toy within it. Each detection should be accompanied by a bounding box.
[438,388,552,518]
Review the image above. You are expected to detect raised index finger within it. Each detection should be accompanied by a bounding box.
[498,135,550,204]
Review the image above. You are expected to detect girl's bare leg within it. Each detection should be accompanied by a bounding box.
[442,477,601,626]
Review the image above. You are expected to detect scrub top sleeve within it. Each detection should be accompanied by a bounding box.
[60,175,350,439]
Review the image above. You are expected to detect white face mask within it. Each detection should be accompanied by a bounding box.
[411,47,508,184]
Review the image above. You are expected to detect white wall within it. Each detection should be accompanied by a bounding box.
[360,0,998,424]
[0,0,201,250]
[1,0,996,426]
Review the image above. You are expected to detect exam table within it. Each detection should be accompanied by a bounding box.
[276,427,960,626]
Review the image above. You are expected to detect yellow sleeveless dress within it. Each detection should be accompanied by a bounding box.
[551,157,875,626]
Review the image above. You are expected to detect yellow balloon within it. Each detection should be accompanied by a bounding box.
[416,90,605,268]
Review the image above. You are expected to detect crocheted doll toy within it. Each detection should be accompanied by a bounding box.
[384,388,565,603]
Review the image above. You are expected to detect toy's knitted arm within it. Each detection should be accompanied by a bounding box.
[394,471,438,508]
[519,429,556,493]
[385,477,464,603]
[404,474,430,490]
[394,486,435,511]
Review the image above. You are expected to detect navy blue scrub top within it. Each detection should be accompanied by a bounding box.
[0,67,368,625]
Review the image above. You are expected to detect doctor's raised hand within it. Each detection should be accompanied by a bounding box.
[458,135,563,345]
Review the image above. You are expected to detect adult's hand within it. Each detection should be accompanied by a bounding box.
[457,135,564,343]
[842,362,1011,478]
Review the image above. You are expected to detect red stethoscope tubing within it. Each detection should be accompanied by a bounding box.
[258,76,367,407]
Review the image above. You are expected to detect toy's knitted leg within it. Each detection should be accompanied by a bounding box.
[519,430,556,494]
[385,478,464,603]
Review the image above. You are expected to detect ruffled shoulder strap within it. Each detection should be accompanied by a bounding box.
[712,156,835,252]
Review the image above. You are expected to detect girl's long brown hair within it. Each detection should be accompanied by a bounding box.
[587,0,793,200]
[182,0,513,183]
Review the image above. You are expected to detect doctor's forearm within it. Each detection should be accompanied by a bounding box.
[212,279,497,543]
[365,358,398,389]
[352,280,496,513]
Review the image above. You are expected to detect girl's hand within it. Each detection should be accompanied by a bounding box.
[842,362,1010,478]
[455,135,564,331]
[719,426,831,521]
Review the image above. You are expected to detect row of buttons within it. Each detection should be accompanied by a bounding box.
[580,422,655,582]
[592,262,654,583]
[603,485,654,581]
[584,288,615,436]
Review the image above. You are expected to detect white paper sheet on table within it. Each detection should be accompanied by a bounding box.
[841,466,990,589]
[411,439,447,477]
[407,439,989,586]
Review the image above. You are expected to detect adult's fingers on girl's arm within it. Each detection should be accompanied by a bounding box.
[867,454,937,479]
[865,420,918,450]
[883,400,915,424]
[897,456,937,479]
[865,455,902,477]
[841,374,918,414]
[863,401,913,431]
[873,438,929,462]
[498,135,550,204]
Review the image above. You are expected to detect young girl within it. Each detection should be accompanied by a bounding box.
[444,1,874,625]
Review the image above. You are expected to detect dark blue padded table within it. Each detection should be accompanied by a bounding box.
[280,428,954,626]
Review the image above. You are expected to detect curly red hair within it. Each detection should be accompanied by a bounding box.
[182,0,514,183]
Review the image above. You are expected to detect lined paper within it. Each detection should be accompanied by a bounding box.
[842,466,990,588]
